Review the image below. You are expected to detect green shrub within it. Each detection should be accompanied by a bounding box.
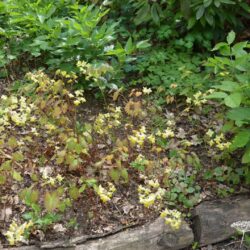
[206,31,250,182]
[0,1,126,78]
[130,48,213,104]
[104,0,249,50]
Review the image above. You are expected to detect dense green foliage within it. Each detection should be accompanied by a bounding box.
[207,31,250,182]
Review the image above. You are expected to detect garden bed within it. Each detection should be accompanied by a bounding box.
[0,70,248,248]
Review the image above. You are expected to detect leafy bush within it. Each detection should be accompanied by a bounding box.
[106,0,249,50]
[130,48,213,104]
[1,1,130,79]
[206,31,250,182]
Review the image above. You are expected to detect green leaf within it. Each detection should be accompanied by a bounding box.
[227,108,250,123]
[151,3,160,24]
[69,186,80,200]
[227,31,236,45]
[37,14,46,24]
[213,81,239,92]
[242,147,250,164]
[12,151,24,162]
[125,37,134,54]
[203,170,213,180]
[0,174,6,185]
[196,6,205,20]
[187,187,195,193]
[232,42,248,58]
[187,17,196,29]
[204,0,213,7]
[231,131,250,150]
[212,42,230,56]
[206,92,228,99]
[220,0,235,4]
[214,0,221,7]
[136,40,151,49]
[7,137,18,148]
[1,160,12,171]
[109,169,120,183]
[12,171,23,181]
[121,168,129,183]
[66,138,78,151]
[20,188,39,205]
[44,192,60,212]
[85,178,97,187]
[134,2,150,25]
[224,93,242,108]
[205,13,214,26]
[212,42,228,51]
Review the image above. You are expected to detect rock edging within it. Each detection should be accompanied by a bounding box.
[3,217,194,250]
[3,194,250,250]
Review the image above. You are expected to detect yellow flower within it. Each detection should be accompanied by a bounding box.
[160,208,182,230]
[68,93,74,98]
[162,128,174,138]
[156,130,162,136]
[208,140,215,146]
[74,100,81,106]
[186,97,192,104]
[140,126,146,133]
[139,194,156,208]
[193,91,202,99]
[95,183,116,203]
[1,95,7,100]
[56,174,64,182]
[142,87,152,95]
[148,134,156,144]
[5,220,33,245]
[148,179,160,188]
[170,83,178,89]
[206,129,214,138]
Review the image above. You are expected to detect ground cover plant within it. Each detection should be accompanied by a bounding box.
[0,0,250,248]
[0,66,248,247]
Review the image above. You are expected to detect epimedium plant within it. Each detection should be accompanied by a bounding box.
[130,47,213,105]
[0,68,248,245]
[206,31,250,182]
[1,66,241,246]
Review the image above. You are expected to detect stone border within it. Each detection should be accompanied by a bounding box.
[3,217,194,250]
[2,195,250,250]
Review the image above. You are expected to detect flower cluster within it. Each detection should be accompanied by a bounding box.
[156,128,175,139]
[0,95,36,130]
[206,129,231,150]
[4,220,33,245]
[94,182,116,203]
[142,87,152,95]
[68,90,86,106]
[138,178,165,208]
[77,60,113,81]
[160,208,182,230]
[26,70,49,85]
[55,69,77,84]
[94,107,122,135]
[128,126,147,147]
[186,90,214,107]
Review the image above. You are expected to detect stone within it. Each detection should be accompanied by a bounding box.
[192,194,250,246]
[75,217,193,250]
[2,217,193,250]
